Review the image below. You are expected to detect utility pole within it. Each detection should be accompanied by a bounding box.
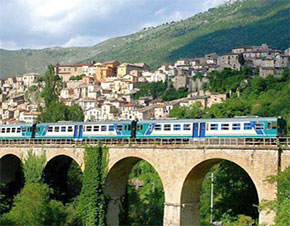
[210,172,214,225]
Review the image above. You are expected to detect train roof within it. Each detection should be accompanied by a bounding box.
[36,120,132,126]
[138,117,278,123]
[0,117,279,127]
[0,123,33,127]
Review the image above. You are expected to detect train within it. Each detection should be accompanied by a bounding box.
[0,117,285,140]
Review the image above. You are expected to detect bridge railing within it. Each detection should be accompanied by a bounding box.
[0,137,289,148]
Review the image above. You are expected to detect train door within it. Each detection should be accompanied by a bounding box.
[199,123,206,138]
[193,123,206,138]
[73,125,78,139]
[193,123,199,138]
[131,120,137,138]
[78,125,83,139]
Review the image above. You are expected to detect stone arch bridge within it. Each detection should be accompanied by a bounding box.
[1,138,290,226]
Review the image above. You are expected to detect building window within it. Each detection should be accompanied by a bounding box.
[244,123,252,130]
[210,124,218,130]
[173,124,181,131]
[232,123,241,130]
[221,124,229,130]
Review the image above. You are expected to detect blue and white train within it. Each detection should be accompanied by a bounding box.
[0,117,286,140]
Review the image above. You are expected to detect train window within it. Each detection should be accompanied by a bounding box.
[109,125,114,131]
[164,124,171,131]
[221,124,229,130]
[17,128,21,133]
[267,123,271,130]
[232,123,241,130]
[117,125,122,131]
[22,127,26,132]
[61,126,66,132]
[137,125,144,130]
[173,124,181,131]
[87,126,92,132]
[93,126,99,131]
[12,128,16,133]
[272,122,277,129]
[155,124,161,131]
[68,126,73,132]
[206,123,209,131]
[48,127,53,132]
[7,128,11,133]
[255,123,264,130]
[183,124,191,131]
[244,123,252,130]
[149,124,152,130]
[1,128,5,133]
[128,125,131,130]
[210,124,218,130]
[101,126,106,131]
[54,127,60,132]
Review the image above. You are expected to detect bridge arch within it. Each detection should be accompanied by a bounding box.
[43,154,83,203]
[180,155,260,226]
[0,153,24,198]
[106,154,167,226]
[0,150,23,163]
[45,149,84,171]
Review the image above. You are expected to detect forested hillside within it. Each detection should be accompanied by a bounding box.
[0,0,289,77]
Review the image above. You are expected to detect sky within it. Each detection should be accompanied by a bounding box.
[0,0,227,50]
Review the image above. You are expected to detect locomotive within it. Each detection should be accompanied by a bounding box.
[0,117,285,140]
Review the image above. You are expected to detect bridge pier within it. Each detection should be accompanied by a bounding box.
[163,203,181,225]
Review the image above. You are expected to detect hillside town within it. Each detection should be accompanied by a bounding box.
[0,43,289,124]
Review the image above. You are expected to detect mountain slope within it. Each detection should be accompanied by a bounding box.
[0,0,289,78]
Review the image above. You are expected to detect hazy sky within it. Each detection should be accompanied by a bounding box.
[0,0,227,50]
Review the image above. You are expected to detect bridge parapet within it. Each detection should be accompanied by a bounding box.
[0,137,289,149]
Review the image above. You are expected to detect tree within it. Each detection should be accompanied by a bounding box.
[0,151,68,226]
[0,183,10,216]
[68,104,84,122]
[40,65,62,107]
[23,150,46,185]
[77,145,108,225]
[121,161,165,226]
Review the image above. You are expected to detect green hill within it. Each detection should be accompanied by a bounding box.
[0,0,289,78]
